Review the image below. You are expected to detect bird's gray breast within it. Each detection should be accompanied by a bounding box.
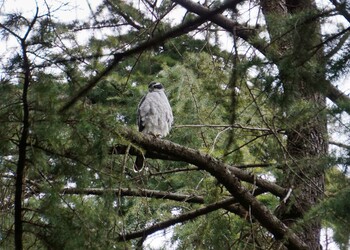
[138,91,173,137]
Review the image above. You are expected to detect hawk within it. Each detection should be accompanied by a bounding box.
[134,82,173,171]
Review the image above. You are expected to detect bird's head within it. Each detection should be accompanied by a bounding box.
[148,82,164,92]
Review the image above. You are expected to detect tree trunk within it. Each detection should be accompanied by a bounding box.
[261,0,328,248]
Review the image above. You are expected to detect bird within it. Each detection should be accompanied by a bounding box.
[134,82,173,171]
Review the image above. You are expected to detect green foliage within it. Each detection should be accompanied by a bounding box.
[1,1,349,249]
[321,169,350,249]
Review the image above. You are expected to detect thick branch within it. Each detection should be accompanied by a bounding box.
[110,144,286,197]
[110,144,180,161]
[326,82,350,114]
[171,0,258,44]
[118,128,308,249]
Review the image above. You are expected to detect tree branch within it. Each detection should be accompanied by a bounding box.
[110,144,286,198]
[326,82,350,114]
[174,124,285,133]
[61,187,205,204]
[329,140,350,150]
[118,197,237,241]
[105,0,143,30]
[171,0,259,46]
[110,144,180,161]
[60,187,250,221]
[117,128,308,249]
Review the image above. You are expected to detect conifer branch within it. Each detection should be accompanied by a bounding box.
[61,187,205,204]
[149,166,199,175]
[118,197,237,241]
[105,0,143,30]
[60,187,251,225]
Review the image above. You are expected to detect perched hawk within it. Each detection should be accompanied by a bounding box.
[134,82,173,171]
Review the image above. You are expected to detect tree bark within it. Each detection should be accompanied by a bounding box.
[260,0,328,248]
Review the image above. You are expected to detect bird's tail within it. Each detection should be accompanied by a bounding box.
[134,155,144,172]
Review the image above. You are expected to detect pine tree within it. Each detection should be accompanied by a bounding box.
[1,0,350,249]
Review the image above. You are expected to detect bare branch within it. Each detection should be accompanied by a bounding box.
[110,144,180,161]
[150,166,199,175]
[226,165,286,198]
[171,0,259,46]
[0,21,21,40]
[329,140,350,150]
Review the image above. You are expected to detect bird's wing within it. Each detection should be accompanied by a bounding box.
[137,93,151,132]
[162,92,173,127]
